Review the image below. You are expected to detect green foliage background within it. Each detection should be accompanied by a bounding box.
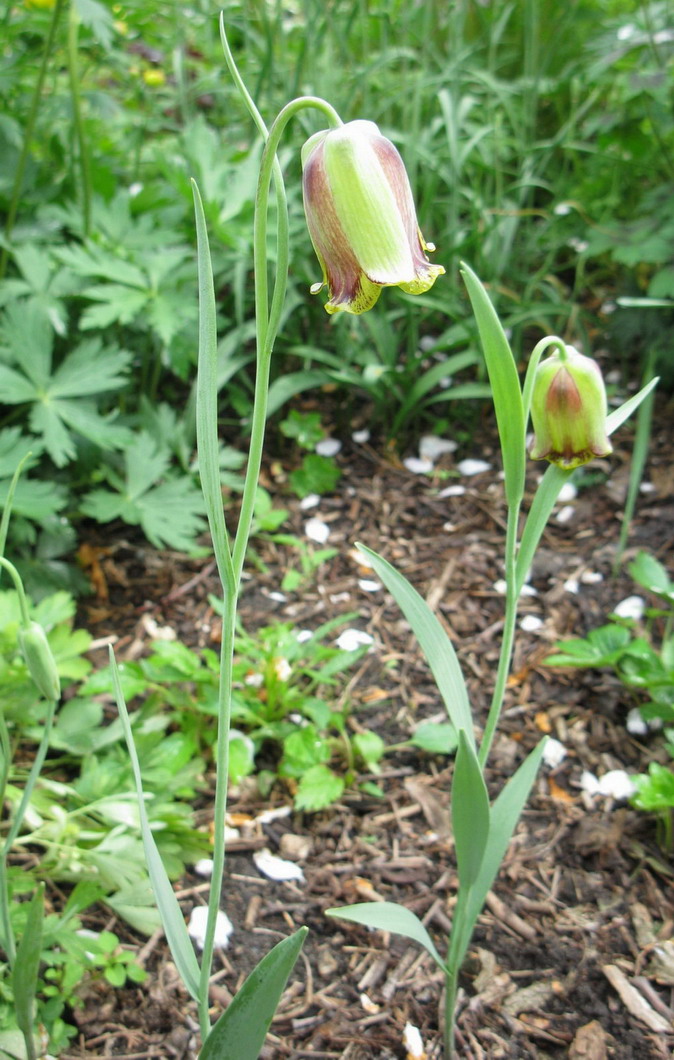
[1,0,672,572]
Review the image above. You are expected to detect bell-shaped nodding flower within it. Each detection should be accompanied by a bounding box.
[529,345,612,470]
[301,120,445,314]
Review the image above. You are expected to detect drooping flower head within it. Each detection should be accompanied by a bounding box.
[529,345,612,470]
[301,119,444,314]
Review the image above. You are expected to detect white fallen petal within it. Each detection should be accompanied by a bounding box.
[305,518,330,544]
[194,858,214,878]
[564,577,580,594]
[614,595,645,621]
[295,629,313,643]
[253,848,305,882]
[403,1022,426,1059]
[329,591,351,604]
[438,484,465,498]
[555,505,575,524]
[457,458,491,476]
[299,493,321,510]
[358,579,382,592]
[626,708,649,736]
[315,437,342,457]
[352,428,370,444]
[542,738,567,768]
[639,481,656,494]
[256,805,293,825]
[419,435,457,462]
[404,456,434,475]
[580,570,603,584]
[520,614,543,632]
[268,591,287,603]
[597,770,636,799]
[360,992,379,1014]
[580,770,601,795]
[557,482,578,503]
[336,629,374,652]
[352,546,374,569]
[188,907,234,950]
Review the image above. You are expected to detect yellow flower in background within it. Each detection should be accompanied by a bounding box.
[301,119,444,314]
[142,69,166,87]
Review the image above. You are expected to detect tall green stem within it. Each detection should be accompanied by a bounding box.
[478,499,521,769]
[0,698,57,967]
[0,0,67,279]
[443,969,458,1058]
[196,591,236,1040]
[231,94,341,583]
[193,76,342,1044]
[66,2,92,236]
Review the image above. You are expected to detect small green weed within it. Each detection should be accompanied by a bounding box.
[547,550,674,847]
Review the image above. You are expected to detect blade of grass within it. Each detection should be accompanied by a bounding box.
[110,647,201,1001]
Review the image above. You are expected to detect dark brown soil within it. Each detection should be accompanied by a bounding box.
[58,403,674,1058]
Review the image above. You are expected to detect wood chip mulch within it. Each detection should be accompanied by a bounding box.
[59,405,674,1058]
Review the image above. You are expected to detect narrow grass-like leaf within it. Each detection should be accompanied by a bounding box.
[605,378,659,436]
[450,738,547,971]
[460,262,525,508]
[326,902,446,972]
[358,544,473,744]
[199,927,308,1060]
[110,648,201,1001]
[452,730,490,891]
[515,463,571,594]
[615,368,657,567]
[192,179,233,590]
[0,453,31,561]
[13,883,44,1060]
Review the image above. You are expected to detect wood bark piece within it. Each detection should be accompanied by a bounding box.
[602,964,672,1032]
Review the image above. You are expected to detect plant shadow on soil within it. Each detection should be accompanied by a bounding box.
[59,407,674,1058]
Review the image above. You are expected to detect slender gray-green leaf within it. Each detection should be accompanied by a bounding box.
[326,902,446,972]
[0,453,31,562]
[358,544,473,744]
[192,179,233,589]
[110,648,201,1000]
[13,883,44,1059]
[199,927,308,1060]
[605,377,659,436]
[451,738,547,971]
[515,463,571,594]
[460,262,525,508]
[452,731,490,891]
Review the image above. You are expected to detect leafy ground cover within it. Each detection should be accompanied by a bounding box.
[42,397,673,1059]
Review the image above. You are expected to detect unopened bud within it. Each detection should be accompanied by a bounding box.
[18,622,61,701]
[529,345,612,470]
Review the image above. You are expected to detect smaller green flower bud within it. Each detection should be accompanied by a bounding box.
[18,621,61,701]
[529,345,612,470]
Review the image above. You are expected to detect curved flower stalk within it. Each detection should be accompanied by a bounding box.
[302,119,445,313]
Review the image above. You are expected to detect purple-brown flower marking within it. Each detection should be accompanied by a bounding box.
[301,120,444,314]
[529,345,612,470]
